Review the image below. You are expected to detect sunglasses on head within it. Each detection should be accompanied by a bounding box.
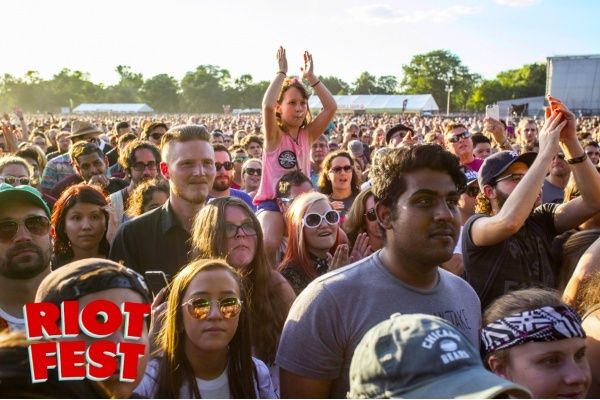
[303,210,340,228]
[215,161,234,171]
[365,208,377,222]
[132,161,157,172]
[182,297,243,320]
[244,167,261,176]
[0,216,50,242]
[448,131,471,143]
[330,165,353,174]
[0,176,30,186]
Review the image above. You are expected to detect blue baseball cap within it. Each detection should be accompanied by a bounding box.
[478,151,537,188]
[0,183,50,217]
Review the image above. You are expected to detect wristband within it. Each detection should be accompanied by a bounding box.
[277,71,286,76]
[310,80,321,88]
[566,153,587,165]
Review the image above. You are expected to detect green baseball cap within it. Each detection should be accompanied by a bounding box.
[349,313,532,399]
[0,183,50,217]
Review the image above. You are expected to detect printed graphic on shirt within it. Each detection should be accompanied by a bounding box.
[278,150,298,169]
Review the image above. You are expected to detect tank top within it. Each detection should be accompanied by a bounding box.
[254,128,311,204]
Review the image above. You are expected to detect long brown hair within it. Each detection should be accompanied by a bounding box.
[276,77,313,132]
[317,150,361,196]
[343,188,374,248]
[50,184,109,268]
[155,259,257,398]
[190,197,286,363]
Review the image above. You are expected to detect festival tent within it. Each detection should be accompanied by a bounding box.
[72,103,155,113]
[308,94,439,114]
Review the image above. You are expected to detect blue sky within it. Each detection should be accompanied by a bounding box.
[5,0,599,85]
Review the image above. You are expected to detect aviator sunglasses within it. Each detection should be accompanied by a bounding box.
[182,297,243,320]
[0,216,50,242]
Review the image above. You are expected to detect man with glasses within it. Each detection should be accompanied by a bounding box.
[49,142,127,198]
[385,123,417,149]
[542,152,571,204]
[208,144,254,210]
[110,125,216,276]
[444,123,483,172]
[0,183,52,331]
[109,140,161,223]
[276,145,481,398]
[41,120,104,194]
[464,105,600,309]
[142,122,168,147]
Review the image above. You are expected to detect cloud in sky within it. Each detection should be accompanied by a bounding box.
[336,4,482,25]
[495,0,541,7]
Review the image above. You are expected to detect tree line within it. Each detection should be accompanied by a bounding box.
[0,50,546,114]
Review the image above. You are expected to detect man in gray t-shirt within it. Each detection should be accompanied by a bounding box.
[276,145,482,398]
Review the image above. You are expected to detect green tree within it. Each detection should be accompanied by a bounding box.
[104,65,144,102]
[376,75,399,94]
[353,72,378,94]
[319,76,350,95]
[401,50,480,112]
[181,65,231,113]
[48,69,105,110]
[140,74,180,112]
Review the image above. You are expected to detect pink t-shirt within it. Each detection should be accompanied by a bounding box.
[254,129,311,204]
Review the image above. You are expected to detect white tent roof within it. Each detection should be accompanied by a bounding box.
[73,103,155,113]
[309,94,439,113]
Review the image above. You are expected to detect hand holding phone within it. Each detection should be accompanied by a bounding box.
[485,105,500,121]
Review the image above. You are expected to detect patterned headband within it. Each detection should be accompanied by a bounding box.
[481,305,585,354]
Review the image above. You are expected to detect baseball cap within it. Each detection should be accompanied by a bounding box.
[35,258,151,306]
[385,124,414,145]
[478,150,536,188]
[0,183,50,217]
[461,166,478,186]
[348,313,532,399]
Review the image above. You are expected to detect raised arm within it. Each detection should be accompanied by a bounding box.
[302,51,337,144]
[262,47,287,152]
[470,112,565,246]
[562,234,600,309]
[552,96,600,231]
[483,117,512,151]
[14,107,29,141]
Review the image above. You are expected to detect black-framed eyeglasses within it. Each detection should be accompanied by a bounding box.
[0,176,30,186]
[330,165,353,174]
[365,208,377,222]
[215,161,234,171]
[0,216,50,242]
[182,297,243,320]
[244,167,261,176]
[224,221,257,238]
[132,161,157,172]
[494,173,525,184]
[465,185,480,198]
[448,131,472,143]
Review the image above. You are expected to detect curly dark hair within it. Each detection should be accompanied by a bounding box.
[126,178,170,218]
[118,139,160,174]
[370,145,466,216]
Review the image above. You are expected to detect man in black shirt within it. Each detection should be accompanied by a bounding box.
[109,125,216,277]
[463,100,600,308]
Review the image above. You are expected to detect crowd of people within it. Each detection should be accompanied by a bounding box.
[0,48,599,398]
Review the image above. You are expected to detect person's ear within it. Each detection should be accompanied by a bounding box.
[376,202,393,230]
[487,354,510,380]
[160,161,169,180]
[483,184,495,199]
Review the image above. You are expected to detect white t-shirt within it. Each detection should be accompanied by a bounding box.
[195,369,230,399]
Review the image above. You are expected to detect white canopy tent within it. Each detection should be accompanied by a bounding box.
[73,103,155,113]
[308,94,439,114]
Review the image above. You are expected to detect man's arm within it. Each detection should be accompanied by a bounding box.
[470,113,564,247]
[280,369,332,399]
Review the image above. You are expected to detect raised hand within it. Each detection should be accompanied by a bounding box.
[301,51,316,82]
[547,95,576,143]
[277,46,288,74]
[538,110,567,158]
[329,244,349,271]
[350,232,372,262]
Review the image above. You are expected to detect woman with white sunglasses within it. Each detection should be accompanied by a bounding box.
[279,192,349,295]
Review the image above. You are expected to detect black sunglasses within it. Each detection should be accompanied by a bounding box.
[365,208,377,222]
[448,131,471,143]
[150,132,164,140]
[244,167,261,176]
[330,165,353,174]
[0,176,30,186]
[215,161,234,171]
[0,216,50,242]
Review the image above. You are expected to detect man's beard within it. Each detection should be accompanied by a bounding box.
[213,175,231,191]
[496,186,539,211]
[0,242,50,280]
